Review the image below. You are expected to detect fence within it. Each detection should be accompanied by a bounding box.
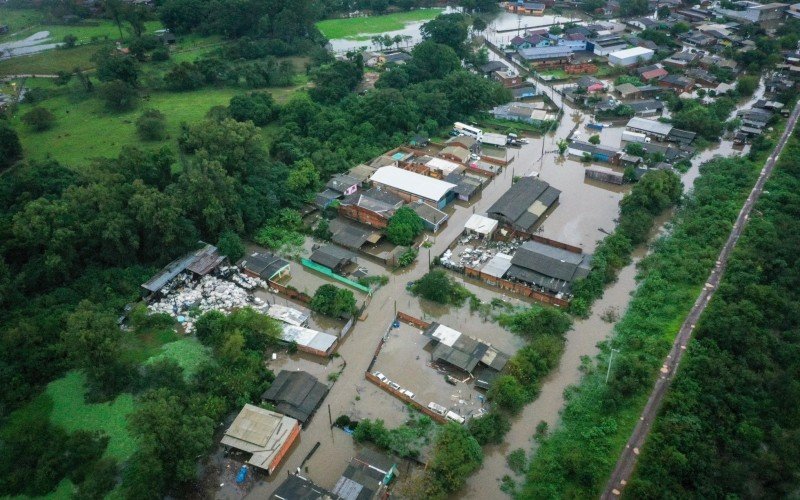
[364,372,448,424]
[301,259,372,294]
[396,311,431,329]
[268,280,312,304]
[463,266,569,308]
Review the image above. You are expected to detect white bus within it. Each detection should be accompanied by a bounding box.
[454,122,483,140]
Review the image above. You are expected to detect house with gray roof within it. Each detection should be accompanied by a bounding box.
[487,177,560,233]
[261,371,329,426]
[505,240,592,295]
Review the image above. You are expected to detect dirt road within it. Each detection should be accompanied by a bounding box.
[601,99,800,499]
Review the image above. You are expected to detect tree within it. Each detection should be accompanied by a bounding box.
[93,50,139,84]
[467,411,511,445]
[217,230,245,262]
[386,206,425,246]
[135,108,167,140]
[286,158,321,200]
[229,92,277,126]
[62,34,77,48]
[420,13,469,56]
[21,107,56,132]
[310,284,356,318]
[411,270,470,305]
[428,423,483,493]
[736,75,759,97]
[557,139,568,155]
[588,134,600,145]
[488,375,528,413]
[472,17,487,33]
[164,61,204,90]
[99,80,138,111]
[657,5,671,19]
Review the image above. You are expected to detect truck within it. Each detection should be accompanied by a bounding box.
[587,122,605,130]
[481,132,508,148]
[622,130,649,144]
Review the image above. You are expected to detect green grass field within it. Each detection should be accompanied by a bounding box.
[0,44,99,75]
[0,8,162,44]
[315,9,441,39]
[11,81,305,167]
[45,371,138,462]
[146,338,212,378]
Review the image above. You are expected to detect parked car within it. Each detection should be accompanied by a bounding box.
[388,381,401,391]
[400,389,415,399]
[373,371,387,383]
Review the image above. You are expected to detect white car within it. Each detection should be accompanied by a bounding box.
[373,371,387,383]
[400,389,415,399]
[388,381,401,391]
[470,153,481,160]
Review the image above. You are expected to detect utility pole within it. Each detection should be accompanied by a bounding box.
[605,348,620,384]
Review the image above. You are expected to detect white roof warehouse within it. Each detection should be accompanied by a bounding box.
[370,166,456,209]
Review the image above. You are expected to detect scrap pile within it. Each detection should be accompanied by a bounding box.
[147,270,267,333]
[439,238,521,270]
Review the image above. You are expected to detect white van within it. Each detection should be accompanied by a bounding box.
[400,389,415,399]
[445,411,465,424]
[427,402,447,415]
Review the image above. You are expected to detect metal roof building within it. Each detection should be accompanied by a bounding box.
[220,404,300,474]
[423,322,509,375]
[281,324,338,357]
[370,166,456,209]
[487,177,561,233]
[265,304,309,327]
[271,474,339,500]
[626,117,674,139]
[261,371,329,426]
[241,251,290,281]
[505,240,592,295]
[141,243,223,297]
[309,245,357,272]
[464,213,499,238]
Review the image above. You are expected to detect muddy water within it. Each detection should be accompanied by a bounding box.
[460,79,768,499]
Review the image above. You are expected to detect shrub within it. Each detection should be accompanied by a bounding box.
[99,81,138,111]
[386,207,425,246]
[310,284,356,318]
[21,107,56,132]
[135,109,167,141]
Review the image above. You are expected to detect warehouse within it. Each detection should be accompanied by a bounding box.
[487,177,561,233]
[220,404,300,474]
[280,324,338,357]
[370,166,456,209]
[626,116,674,140]
[608,46,654,66]
[505,240,593,295]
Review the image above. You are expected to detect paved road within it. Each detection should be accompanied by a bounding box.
[601,98,800,499]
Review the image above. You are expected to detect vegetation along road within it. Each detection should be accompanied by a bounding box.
[602,98,800,499]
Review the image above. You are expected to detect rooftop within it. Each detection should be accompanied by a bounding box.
[506,240,592,294]
[220,404,299,471]
[627,116,674,136]
[261,371,329,424]
[487,177,561,232]
[370,166,456,202]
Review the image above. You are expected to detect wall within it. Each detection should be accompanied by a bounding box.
[268,279,312,304]
[463,266,570,307]
[268,421,301,474]
[338,204,390,229]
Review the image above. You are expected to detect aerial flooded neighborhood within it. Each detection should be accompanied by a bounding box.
[0,0,799,499]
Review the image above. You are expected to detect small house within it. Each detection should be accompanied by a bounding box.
[658,74,695,93]
[309,244,357,273]
[464,213,499,239]
[220,405,300,474]
[339,187,403,229]
[241,251,291,281]
[410,201,449,231]
[487,177,561,233]
[261,371,329,426]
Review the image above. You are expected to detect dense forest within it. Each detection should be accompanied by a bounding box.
[628,132,800,498]
[0,7,510,498]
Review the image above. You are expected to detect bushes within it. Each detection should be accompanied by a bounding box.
[411,270,472,305]
[229,92,278,126]
[386,206,425,246]
[487,375,528,414]
[99,80,138,111]
[0,123,22,170]
[21,107,56,132]
[353,414,433,458]
[310,284,356,318]
[135,109,167,141]
[467,411,511,445]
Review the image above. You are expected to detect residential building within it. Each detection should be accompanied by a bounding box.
[329,218,383,251]
[464,213,499,239]
[423,322,509,375]
[265,304,309,327]
[658,74,695,93]
[280,324,339,357]
[487,177,561,233]
[445,171,484,202]
[339,188,403,229]
[220,405,301,474]
[608,46,655,67]
[332,450,398,500]
[410,200,449,231]
[491,101,555,124]
[662,50,700,69]
[316,173,361,209]
[588,35,628,56]
[309,244,357,273]
[517,45,573,64]
[567,141,619,162]
[714,1,787,27]
[576,75,606,92]
[614,83,662,99]
[685,68,718,87]
[636,64,669,81]
[493,69,524,88]
[511,84,538,99]
[271,474,338,500]
[667,128,697,146]
[626,116,673,140]
[628,99,665,117]
[370,166,456,209]
[505,240,592,295]
[503,0,546,15]
[261,371,329,426]
[241,251,291,281]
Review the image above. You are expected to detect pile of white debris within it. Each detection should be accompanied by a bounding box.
[147,270,268,333]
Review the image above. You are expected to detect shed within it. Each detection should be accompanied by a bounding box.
[329,218,383,250]
[309,245,357,273]
[271,474,337,500]
[481,252,513,278]
[242,251,291,281]
[281,324,338,357]
[464,214,499,239]
[411,201,449,231]
[265,304,309,327]
[608,46,654,66]
[141,243,224,297]
[220,404,300,474]
[261,371,329,426]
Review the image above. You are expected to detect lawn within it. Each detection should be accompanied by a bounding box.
[0,44,99,75]
[45,371,138,462]
[315,9,442,39]
[0,8,162,44]
[146,338,212,378]
[11,81,305,166]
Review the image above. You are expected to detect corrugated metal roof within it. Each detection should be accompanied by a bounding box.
[370,166,455,202]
